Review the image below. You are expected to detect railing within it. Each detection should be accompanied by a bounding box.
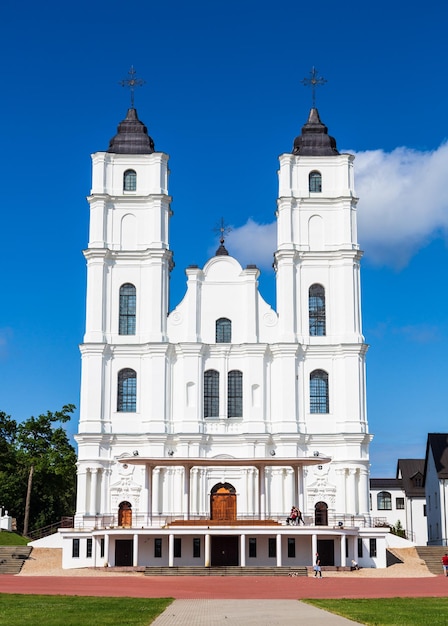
[27,517,74,540]
[69,512,373,531]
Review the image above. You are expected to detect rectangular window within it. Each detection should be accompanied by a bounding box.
[193,538,201,558]
[154,538,162,558]
[72,538,80,558]
[100,538,105,559]
[423,504,427,517]
[249,538,257,558]
[86,538,93,558]
[396,497,405,510]
[268,538,276,558]
[174,538,182,558]
[369,538,377,558]
[357,538,363,558]
[287,538,296,558]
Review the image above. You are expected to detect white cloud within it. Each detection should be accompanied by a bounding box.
[227,143,448,269]
[225,219,276,271]
[355,143,448,266]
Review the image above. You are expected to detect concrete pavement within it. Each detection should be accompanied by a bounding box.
[151,599,361,625]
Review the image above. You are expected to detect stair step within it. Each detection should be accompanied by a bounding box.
[415,546,448,575]
[0,546,32,575]
[144,566,308,577]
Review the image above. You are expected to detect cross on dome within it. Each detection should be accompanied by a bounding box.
[119,66,145,109]
[301,67,327,109]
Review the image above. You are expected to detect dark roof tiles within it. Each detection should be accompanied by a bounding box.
[292,107,339,157]
[107,108,155,154]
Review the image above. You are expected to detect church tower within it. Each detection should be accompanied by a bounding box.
[76,106,172,519]
[275,107,370,515]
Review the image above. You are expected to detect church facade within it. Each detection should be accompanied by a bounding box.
[60,104,387,569]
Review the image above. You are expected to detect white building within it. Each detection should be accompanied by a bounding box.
[370,459,427,545]
[424,434,448,546]
[60,104,388,569]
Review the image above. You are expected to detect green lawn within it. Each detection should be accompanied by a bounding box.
[305,597,448,626]
[0,531,29,546]
[0,595,172,626]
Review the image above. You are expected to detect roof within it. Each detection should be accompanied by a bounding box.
[370,478,403,490]
[423,433,448,484]
[396,459,425,497]
[292,108,339,157]
[107,108,155,154]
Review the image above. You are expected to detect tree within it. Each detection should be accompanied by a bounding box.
[0,405,77,536]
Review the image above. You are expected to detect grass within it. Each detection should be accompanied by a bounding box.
[304,597,448,626]
[0,595,173,626]
[0,531,28,546]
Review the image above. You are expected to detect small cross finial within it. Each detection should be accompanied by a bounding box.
[213,217,232,245]
[119,66,145,109]
[301,67,327,108]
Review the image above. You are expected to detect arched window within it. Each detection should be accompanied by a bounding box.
[228,370,242,418]
[204,370,219,418]
[119,283,136,335]
[377,491,392,510]
[309,170,322,192]
[117,368,137,412]
[123,169,137,192]
[310,370,329,413]
[216,318,231,343]
[309,284,326,336]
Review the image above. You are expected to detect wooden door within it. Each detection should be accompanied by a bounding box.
[210,484,237,521]
[115,539,133,566]
[314,501,328,526]
[118,501,132,527]
[211,535,239,566]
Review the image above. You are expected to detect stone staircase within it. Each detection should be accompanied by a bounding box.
[144,565,308,576]
[0,546,32,574]
[415,546,448,575]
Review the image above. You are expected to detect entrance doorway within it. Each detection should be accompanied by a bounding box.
[210,483,237,521]
[211,535,239,566]
[317,538,334,566]
[314,501,328,526]
[115,539,133,566]
[118,501,132,527]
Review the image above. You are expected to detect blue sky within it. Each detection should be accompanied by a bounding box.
[1,0,447,477]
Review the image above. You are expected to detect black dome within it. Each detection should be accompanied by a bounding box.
[292,108,339,157]
[107,108,155,154]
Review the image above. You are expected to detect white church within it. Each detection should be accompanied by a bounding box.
[59,101,388,570]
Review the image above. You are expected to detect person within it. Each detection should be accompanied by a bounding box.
[351,559,359,571]
[296,508,305,525]
[442,553,448,577]
[314,552,322,577]
[286,506,298,525]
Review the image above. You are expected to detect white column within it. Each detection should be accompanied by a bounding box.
[133,533,139,567]
[101,468,109,517]
[258,465,266,519]
[312,533,317,563]
[205,534,211,567]
[168,533,174,567]
[104,533,110,566]
[76,469,88,514]
[347,469,357,514]
[353,535,358,561]
[240,534,246,567]
[298,466,305,511]
[183,465,191,520]
[358,467,370,515]
[147,465,153,523]
[276,534,282,567]
[191,468,198,516]
[152,468,160,520]
[340,534,346,567]
[90,468,98,515]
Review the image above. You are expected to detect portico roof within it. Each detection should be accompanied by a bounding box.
[119,456,331,468]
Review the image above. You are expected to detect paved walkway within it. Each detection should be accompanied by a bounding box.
[151,599,361,625]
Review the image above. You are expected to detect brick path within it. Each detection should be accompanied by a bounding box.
[1,574,447,599]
